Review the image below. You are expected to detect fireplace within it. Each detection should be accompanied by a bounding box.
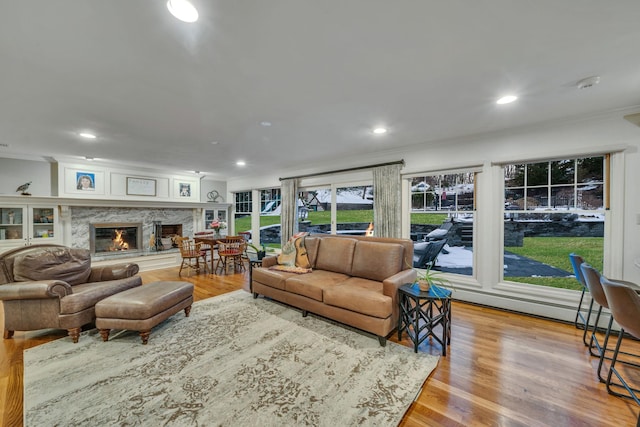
[90,223,143,254]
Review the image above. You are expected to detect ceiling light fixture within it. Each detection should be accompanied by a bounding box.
[236,160,246,166]
[496,95,518,105]
[372,127,387,134]
[85,156,94,161]
[79,132,97,139]
[577,76,601,90]
[260,121,272,127]
[167,0,199,23]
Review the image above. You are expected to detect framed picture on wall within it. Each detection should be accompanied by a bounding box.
[65,168,105,195]
[173,179,197,200]
[76,172,96,191]
[178,182,191,197]
[126,177,157,196]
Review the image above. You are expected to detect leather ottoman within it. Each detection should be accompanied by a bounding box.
[95,281,194,344]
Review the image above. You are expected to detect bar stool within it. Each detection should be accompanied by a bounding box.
[600,277,640,410]
[569,253,593,345]
[581,264,640,382]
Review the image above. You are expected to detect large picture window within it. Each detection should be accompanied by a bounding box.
[410,172,475,276]
[503,156,605,289]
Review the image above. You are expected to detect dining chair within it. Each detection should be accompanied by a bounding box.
[177,237,208,277]
[215,238,245,274]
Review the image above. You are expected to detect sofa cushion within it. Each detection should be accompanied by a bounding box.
[351,241,404,282]
[59,276,142,314]
[285,270,349,301]
[303,236,321,268]
[314,238,357,275]
[13,248,92,286]
[323,277,392,319]
[252,268,296,291]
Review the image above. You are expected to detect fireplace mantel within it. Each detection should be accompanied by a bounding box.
[0,195,212,209]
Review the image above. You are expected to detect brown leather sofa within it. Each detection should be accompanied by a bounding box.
[0,244,141,343]
[251,234,416,345]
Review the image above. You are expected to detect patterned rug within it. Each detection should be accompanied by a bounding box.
[24,290,439,426]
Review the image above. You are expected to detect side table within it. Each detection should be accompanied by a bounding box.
[398,283,452,355]
[248,257,262,292]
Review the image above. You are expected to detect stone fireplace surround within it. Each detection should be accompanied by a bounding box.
[70,206,194,261]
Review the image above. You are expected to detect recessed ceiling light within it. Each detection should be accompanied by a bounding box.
[236,160,246,166]
[496,95,518,105]
[372,127,387,134]
[260,121,272,127]
[167,0,198,23]
[210,141,219,145]
[79,132,97,139]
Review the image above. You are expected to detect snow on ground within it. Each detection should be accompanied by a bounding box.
[436,245,472,268]
[314,189,373,204]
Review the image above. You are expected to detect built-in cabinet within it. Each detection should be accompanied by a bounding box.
[203,204,231,236]
[0,204,60,249]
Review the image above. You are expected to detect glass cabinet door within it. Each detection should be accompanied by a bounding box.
[0,206,26,244]
[30,206,57,241]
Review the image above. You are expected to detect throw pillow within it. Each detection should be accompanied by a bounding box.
[293,236,311,268]
[277,240,296,266]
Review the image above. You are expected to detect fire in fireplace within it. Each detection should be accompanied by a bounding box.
[90,223,143,254]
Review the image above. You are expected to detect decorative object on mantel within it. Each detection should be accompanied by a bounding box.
[15,181,32,196]
[207,190,223,203]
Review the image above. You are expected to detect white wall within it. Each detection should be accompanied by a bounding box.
[0,158,52,196]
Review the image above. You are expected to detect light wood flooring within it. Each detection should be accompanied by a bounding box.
[2,266,640,426]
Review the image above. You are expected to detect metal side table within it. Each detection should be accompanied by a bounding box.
[398,283,452,355]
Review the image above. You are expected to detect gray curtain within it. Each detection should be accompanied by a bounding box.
[372,163,402,238]
[280,178,298,245]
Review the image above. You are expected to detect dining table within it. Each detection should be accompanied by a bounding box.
[194,235,219,274]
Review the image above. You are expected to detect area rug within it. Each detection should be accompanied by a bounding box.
[24,290,439,426]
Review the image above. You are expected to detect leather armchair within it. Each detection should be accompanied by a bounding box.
[0,244,141,343]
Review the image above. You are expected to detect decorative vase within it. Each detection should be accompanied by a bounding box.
[212,230,221,239]
[418,279,430,292]
[257,250,266,260]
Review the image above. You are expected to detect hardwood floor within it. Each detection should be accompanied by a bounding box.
[3,267,639,426]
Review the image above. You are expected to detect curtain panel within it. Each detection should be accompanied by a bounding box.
[280,178,298,245]
[372,163,402,238]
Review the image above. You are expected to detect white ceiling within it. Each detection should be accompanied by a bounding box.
[1,1,639,180]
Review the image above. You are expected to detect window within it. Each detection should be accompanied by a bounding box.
[260,189,281,247]
[234,191,252,233]
[335,185,373,235]
[410,172,475,276]
[503,156,605,289]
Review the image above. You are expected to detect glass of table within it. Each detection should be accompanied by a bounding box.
[397,282,452,355]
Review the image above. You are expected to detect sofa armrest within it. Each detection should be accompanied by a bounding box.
[382,269,417,297]
[88,263,140,282]
[0,280,73,300]
[383,269,418,325]
[261,256,278,268]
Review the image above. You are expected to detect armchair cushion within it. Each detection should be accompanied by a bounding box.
[59,276,143,314]
[13,248,91,286]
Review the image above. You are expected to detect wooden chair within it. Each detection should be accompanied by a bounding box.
[177,237,208,276]
[215,237,246,274]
